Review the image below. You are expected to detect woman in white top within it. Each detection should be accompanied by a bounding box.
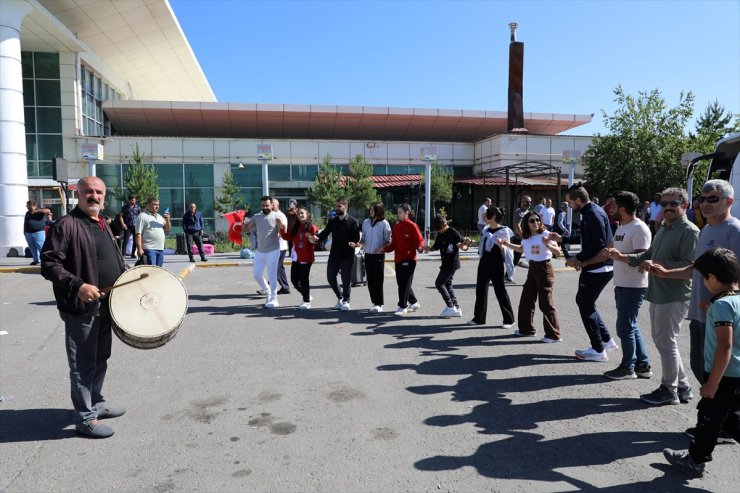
[500,211,562,343]
[352,202,391,313]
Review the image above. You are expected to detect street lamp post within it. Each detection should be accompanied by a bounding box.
[562,150,581,228]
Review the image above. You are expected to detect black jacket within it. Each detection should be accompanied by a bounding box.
[41,207,126,315]
[317,215,360,259]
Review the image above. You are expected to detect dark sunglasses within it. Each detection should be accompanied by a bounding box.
[528,218,541,224]
[698,195,725,204]
[660,200,682,207]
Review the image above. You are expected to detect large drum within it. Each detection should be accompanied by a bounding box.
[108,265,188,349]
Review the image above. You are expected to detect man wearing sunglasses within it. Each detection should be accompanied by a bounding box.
[609,188,699,406]
[648,180,740,439]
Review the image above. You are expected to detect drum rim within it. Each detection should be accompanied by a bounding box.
[108,265,188,340]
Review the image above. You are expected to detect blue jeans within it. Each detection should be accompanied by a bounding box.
[143,249,164,267]
[614,286,649,369]
[25,230,45,262]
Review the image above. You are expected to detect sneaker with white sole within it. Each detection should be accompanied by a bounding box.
[663,448,705,477]
[540,336,562,344]
[513,329,536,337]
[298,302,311,310]
[339,301,351,311]
[678,386,694,403]
[394,307,408,316]
[334,299,344,309]
[467,320,483,326]
[369,305,381,313]
[602,338,619,351]
[453,307,463,318]
[264,300,279,309]
[439,306,458,318]
[407,302,421,312]
[575,347,608,362]
[640,385,679,405]
[502,323,515,330]
[685,427,736,445]
[635,363,653,378]
[603,366,637,380]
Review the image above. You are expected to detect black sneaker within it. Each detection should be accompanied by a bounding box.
[634,363,653,379]
[678,386,694,403]
[640,385,679,405]
[685,427,736,445]
[604,366,637,380]
[663,448,705,477]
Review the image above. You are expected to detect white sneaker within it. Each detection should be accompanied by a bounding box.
[513,329,536,337]
[575,347,608,362]
[339,301,351,311]
[298,302,311,310]
[407,302,421,312]
[369,305,384,313]
[264,300,279,309]
[394,307,408,316]
[502,323,515,330]
[439,306,458,318]
[540,336,562,343]
[334,299,344,309]
[602,338,619,351]
[310,296,314,301]
[453,307,463,318]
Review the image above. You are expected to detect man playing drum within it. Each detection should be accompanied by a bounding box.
[41,176,127,439]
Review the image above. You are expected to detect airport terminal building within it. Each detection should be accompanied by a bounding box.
[1,0,593,255]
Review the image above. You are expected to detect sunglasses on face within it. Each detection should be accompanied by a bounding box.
[698,195,725,204]
[660,200,682,208]
[528,218,541,224]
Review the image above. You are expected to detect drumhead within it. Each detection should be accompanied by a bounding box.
[108,265,188,340]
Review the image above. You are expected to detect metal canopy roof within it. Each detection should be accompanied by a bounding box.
[26,0,215,102]
[102,101,592,141]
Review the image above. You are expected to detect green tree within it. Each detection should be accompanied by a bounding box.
[115,143,158,202]
[344,154,378,210]
[307,154,346,215]
[583,85,695,200]
[420,162,453,209]
[213,170,245,213]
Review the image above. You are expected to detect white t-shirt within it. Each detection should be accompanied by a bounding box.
[521,232,553,262]
[477,204,488,226]
[540,206,556,227]
[275,210,288,250]
[135,210,166,250]
[612,218,651,288]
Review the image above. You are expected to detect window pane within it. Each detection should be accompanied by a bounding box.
[184,164,214,187]
[26,134,37,161]
[453,166,473,177]
[387,165,408,175]
[185,189,214,218]
[36,107,62,133]
[22,52,33,78]
[27,159,37,176]
[292,164,318,181]
[24,107,36,133]
[157,188,185,223]
[332,165,349,175]
[35,79,61,106]
[408,166,425,174]
[372,165,387,175]
[155,164,183,187]
[86,69,93,92]
[97,163,121,190]
[33,52,59,79]
[95,77,102,98]
[37,134,62,160]
[239,188,263,211]
[23,79,34,106]
[231,164,261,187]
[269,164,291,181]
[38,160,53,178]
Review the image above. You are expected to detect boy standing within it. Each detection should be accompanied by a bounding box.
[663,248,740,476]
[423,216,470,318]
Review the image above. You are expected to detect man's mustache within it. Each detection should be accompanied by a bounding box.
[87,199,100,205]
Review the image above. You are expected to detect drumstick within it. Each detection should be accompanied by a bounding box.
[101,273,149,294]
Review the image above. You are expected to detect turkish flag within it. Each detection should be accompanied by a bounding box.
[223,210,245,245]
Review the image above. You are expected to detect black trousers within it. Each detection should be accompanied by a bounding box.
[290,262,313,302]
[435,268,459,308]
[575,270,614,352]
[277,250,290,291]
[365,253,385,306]
[395,260,418,308]
[185,232,206,260]
[472,249,515,325]
[327,256,353,302]
[690,375,740,463]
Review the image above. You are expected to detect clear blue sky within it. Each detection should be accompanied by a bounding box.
[170,0,739,136]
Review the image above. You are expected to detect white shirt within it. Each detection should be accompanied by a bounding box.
[612,218,651,288]
[135,210,166,250]
[521,232,554,262]
[540,206,556,227]
[477,204,488,226]
[274,210,288,250]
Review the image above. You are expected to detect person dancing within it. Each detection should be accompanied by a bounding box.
[280,206,318,309]
[350,201,391,313]
[500,211,562,343]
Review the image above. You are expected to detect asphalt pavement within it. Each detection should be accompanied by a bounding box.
[1,252,738,492]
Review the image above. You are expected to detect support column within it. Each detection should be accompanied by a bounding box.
[0,0,33,256]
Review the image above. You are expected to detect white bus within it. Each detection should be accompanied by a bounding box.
[688,133,740,221]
